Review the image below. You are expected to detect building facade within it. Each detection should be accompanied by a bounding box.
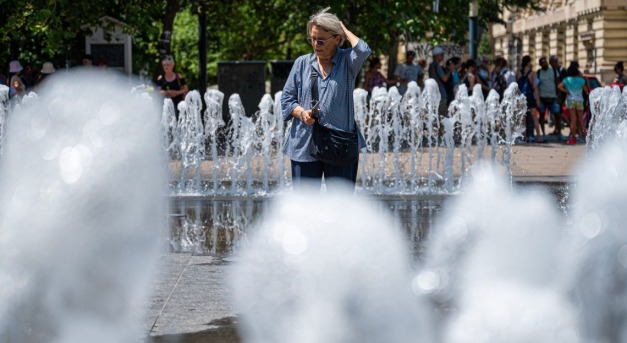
[492,0,627,84]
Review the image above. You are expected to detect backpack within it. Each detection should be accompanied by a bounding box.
[494,71,508,98]
[517,70,533,98]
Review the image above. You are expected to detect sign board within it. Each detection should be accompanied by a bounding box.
[218,61,266,118]
[85,17,132,74]
[270,60,294,96]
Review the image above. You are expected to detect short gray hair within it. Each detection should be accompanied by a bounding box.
[549,55,559,64]
[306,7,346,46]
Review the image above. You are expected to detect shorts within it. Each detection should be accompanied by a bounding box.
[539,97,560,114]
[566,99,584,110]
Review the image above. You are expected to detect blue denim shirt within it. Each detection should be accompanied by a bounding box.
[281,39,371,162]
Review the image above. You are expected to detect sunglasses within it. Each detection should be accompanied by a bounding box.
[308,35,336,46]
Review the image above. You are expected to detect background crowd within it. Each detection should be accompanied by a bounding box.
[364,48,627,145]
[0,55,109,104]
[3,48,626,148]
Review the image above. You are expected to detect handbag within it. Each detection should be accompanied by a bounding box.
[311,120,359,166]
[308,70,359,166]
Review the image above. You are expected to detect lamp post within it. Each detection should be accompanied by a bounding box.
[469,0,479,60]
[198,7,207,95]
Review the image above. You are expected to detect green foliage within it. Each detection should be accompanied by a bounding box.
[478,30,493,58]
[171,8,199,85]
[1,0,543,88]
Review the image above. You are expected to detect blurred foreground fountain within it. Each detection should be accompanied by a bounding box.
[231,126,627,342]
[0,70,167,342]
[164,80,528,196]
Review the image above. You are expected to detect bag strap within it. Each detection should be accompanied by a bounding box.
[310,69,319,105]
[310,64,357,133]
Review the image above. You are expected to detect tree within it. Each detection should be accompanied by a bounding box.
[1,0,543,89]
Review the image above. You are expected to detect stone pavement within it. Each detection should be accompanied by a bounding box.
[146,142,587,343]
[510,141,586,179]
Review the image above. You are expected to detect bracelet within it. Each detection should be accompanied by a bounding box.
[299,109,305,122]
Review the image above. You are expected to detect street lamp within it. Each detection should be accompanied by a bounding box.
[469,0,479,60]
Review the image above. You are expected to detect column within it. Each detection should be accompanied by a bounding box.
[596,10,627,83]
[522,33,532,57]
[578,18,590,71]
[565,22,578,65]
[551,26,566,64]
[535,30,544,61]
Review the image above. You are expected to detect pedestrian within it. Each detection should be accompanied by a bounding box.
[82,54,94,67]
[444,56,462,104]
[517,55,544,143]
[393,50,423,96]
[462,59,488,96]
[477,55,492,89]
[428,46,451,120]
[613,61,626,85]
[280,7,371,189]
[36,62,56,90]
[492,56,515,99]
[156,55,189,118]
[558,61,588,145]
[8,60,25,100]
[537,57,568,140]
[364,56,395,97]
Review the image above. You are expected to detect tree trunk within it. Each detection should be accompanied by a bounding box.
[387,29,399,81]
[159,0,181,57]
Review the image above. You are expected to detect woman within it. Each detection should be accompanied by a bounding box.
[462,59,489,96]
[156,55,189,117]
[444,57,462,104]
[613,61,626,85]
[517,55,544,143]
[558,61,589,145]
[281,7,371,189]
[364,57,394,96]
[36,61,56,90]
[8,60,25,100]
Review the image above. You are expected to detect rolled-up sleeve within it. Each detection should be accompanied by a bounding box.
[281,57,305,121]
[349,40,371,76]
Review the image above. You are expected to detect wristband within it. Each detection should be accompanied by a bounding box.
[299,109,305,121]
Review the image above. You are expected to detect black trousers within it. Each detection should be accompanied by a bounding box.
[290,159,358,190]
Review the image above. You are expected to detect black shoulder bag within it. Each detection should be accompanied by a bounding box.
[309,70,360,166]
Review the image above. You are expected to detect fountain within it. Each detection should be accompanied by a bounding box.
[227,84,627,342]
[160,79,527,197]
[230,182,435,342]
[0,85,9,156]
[3,71,625,342]
[0,70,167,342]
[586,85,627,151]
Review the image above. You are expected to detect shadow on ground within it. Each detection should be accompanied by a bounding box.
[148,317,240,343]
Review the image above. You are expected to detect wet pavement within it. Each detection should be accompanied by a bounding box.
[145,143,586,342]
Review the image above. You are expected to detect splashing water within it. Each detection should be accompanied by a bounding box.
[0,85,9,155]
[586,86,627,152]
[204,89,226,194]
[176,91,206,194]
[230,182,435,343]
[0,69,167,342]
[156,78,528,196]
